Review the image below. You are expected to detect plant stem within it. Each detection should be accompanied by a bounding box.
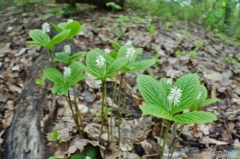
[48,49,56,68]
[117,74,125,143]
[168,125,184,159]
[99,80,106,141]
[158,119,165,155]
[72,85,84,137]
[160,121,171,159]
[110,74,119,142]
[65,91,82,138]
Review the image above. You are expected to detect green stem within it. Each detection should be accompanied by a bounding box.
[65,91,82,138]
[117,74,125,143]
[109,73,119,142]
[99,80,106,141]
[158,119,165,155]
[168,125,184,159]
[73,85,84,138]
[48,49,56,68]
[160,121,171,159]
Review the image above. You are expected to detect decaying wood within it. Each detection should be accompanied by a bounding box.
[3,53,49,159]
[56,0,125,8]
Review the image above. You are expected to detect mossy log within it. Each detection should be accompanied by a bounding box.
[56,0,125,9]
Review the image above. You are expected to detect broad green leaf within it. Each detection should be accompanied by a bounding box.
[29,29,50,47]
[66,21,81,39]
[108,39,121,50]
[159,77,172,93]
[51,22,62,32]
[118,45,138,62]
[43,68,64,84]
[106,57,128,75]
[68,62,85,86]
[48,29,70,49]
[137,74,169,111]
[198,98,219,107]
[86,49,106,78]
[55,52,70,64]
[26,41,43,46]
[140,104,173,120]
[190,84,208,110]
[70,153,86,159]
[48,156,56,159]
[171,73,200,114]
[174,111,217,124]
[69,52,86,62]
[127,59,156,71]
[52,84,69,95]
[85,145,98,158]
[57,22,68,31]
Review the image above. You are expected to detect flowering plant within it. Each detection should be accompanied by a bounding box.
[137,73,218,124]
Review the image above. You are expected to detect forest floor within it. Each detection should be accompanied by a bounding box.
[0,2,240,159]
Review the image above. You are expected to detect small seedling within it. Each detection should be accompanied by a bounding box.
[71,144,98,159]
[46,129,63,143]
[175,50,182,57]
[164,22,172,29]
[189,50,197,58]
[195,40,203,49]
[48,156,57,159]
[106,2,122,11]
[147,24,155,35]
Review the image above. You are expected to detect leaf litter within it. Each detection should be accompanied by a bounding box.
[0,3,239,159]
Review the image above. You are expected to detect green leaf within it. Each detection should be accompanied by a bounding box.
[159,77,172,92]
[190,84,208,110]
[55,52,71,64]
[29,29,50,47]
[70,153,86,159]
[198,98,219,107]
[43,68,64,84]
[51,22,62,32]
[171,73,200,114]
[86,49,106,78]
[48,29,70,49]
[52,84,69,95]
[85,145,98,158]
[69,52,86,62]
[47,129,58,141]
[118,45,138,62]
[127,59,156,71]
[174,111,217,124]
[137,74,169,111]
[57,22,68,31]
[48,156,57,159]
[140,104,173,120]
[108,39,121,50]
[67,62,85,86]
[66,21,81,39]
[105,57,128,76]
[26,41,43,46]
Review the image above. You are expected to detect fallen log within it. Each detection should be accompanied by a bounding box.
[2,52,50,159]
[56,0,125,9]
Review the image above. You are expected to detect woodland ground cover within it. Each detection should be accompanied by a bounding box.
[0,1,240,159]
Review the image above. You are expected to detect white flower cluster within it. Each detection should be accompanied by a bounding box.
[64,45,71,54]
[166,78,173,85]
[196,91,202,100]
[104,48,111,54]
[126,47,136,61]
[168,86,182,106]
[85,156,91,159]
[67,19,74,23]
[63,66,71,78]
[42,22,50,33]
[96,55,105,68]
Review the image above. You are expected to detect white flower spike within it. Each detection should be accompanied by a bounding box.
[168,86,182,106]
[196,91,202,100]
[67,19,74,23]
[96,55,105,68]
[125,40,132,46]
[63,66,71,78]
[85,156,91,159]
[167,78,173,85]
[64,45,71,54]
[104,48,111,54]
[42,22,50,33]
[126,47,136,61]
